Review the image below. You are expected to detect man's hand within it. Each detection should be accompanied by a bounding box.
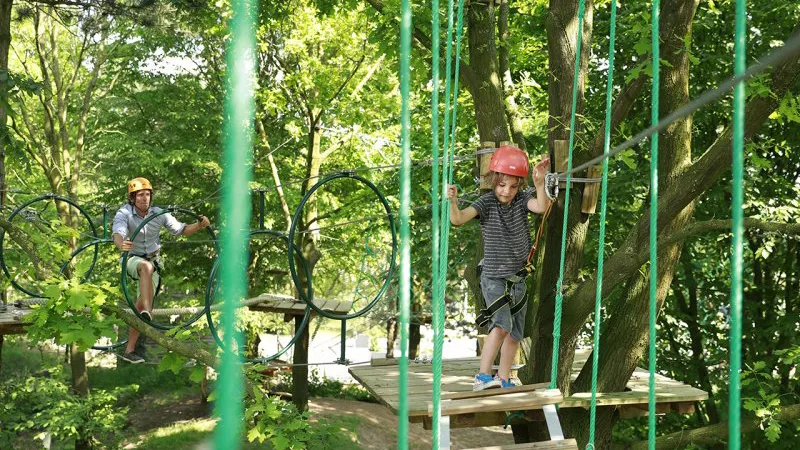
[119,239,133,252]
[197,215,211,229]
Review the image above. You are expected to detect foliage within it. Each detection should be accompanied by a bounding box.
[0,366,132,449]
[245,387,359,449]
[26,279,121,352]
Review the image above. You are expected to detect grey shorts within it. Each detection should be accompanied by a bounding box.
[480,273,527,341]
[126,255,161,297]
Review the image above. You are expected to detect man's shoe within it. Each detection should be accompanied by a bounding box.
[141,310,152,322]
[134,337,147,358]
[473,372,501,391]
[121,352,145,364]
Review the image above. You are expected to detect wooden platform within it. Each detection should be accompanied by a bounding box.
[247,293,353,316]
[348,349,708,429]
[0,304,33,335]
[463,440,579,450]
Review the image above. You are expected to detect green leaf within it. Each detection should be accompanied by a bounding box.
[765,421,781,442]
[158,352,186,374]
[189,365,206,383]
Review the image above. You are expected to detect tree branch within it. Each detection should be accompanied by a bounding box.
[623,403,800,449]
[363,0,477,92]
[563,20,800,337]
[660,218,800,249]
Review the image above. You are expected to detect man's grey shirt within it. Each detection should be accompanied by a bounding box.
[112,204,185,256]
[471,190,533,278]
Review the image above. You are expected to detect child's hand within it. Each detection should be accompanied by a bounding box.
[446,185,458,201]
[533,157,550,186]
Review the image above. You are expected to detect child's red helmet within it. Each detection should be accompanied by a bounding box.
[488,145,529,178]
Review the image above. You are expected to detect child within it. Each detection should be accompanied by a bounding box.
[447,145,550,390]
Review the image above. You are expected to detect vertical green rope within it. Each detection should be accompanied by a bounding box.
[213,0,256,447]
[729,1,747,449]
[588,0,617,447]
[432,1,465,446]
[397,0,412,448]
[430,0,443,446]
[647,0,660,448]
[444,0,465,188]
[551,0,585,390]
[438,0,464,282]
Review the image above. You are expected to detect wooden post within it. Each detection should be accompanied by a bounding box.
[553,140,569,189]
[478,141,495,190]
[580,164,603,214]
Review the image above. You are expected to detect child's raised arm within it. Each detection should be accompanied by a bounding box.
[527,157,551,214]
[447,185,478,226]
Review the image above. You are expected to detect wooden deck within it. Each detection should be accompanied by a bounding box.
[247,293,353,316]
[0,304,33,335]
[348,349,708,429]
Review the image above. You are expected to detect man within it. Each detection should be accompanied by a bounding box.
[112,177,211,363]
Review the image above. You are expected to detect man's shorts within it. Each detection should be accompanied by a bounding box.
[126,255,161,298]
[479,273,527,341]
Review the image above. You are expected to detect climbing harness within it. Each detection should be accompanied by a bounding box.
[475,200,554,328]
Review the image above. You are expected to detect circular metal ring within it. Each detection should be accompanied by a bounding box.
[287,172,397,320]
[205,229,312,364]
[0,194,99,297]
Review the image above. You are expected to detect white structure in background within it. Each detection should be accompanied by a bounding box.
[260,324,479,383]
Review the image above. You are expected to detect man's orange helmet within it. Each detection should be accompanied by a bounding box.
[127,177,153,194]
[488,145,529,178]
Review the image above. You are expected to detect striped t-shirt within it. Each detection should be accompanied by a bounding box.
[472,189,534,278]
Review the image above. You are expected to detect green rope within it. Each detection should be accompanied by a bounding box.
[432,0,465,446]
[213,0,256,446]
[647,0,661,447]
[551,0,585,390]
[396,0,412,448]
[729,0,747,448]
[437,0,464,310]
[588,0,617,447]
[429,0,443,445]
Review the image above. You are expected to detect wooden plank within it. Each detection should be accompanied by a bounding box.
[462,440,579,450]
[435,389,563,416]
[580,164,603,214]
[442,382,550,400]
[333,301,353,313]
[554,140,569,188]
[560,387,708,408]
[479,142,496,190]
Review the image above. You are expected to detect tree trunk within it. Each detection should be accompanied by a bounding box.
[676,254,719,423]
[292,115,323,413]
[69,342,91,450]
[518,1,593,443]
[0,0,11,320]
[522,0,594,392]
[291,314,310,412]
[497,0,525,150]
[467,1,509,142]
[0,0,10,210]
[561,1,699,447]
